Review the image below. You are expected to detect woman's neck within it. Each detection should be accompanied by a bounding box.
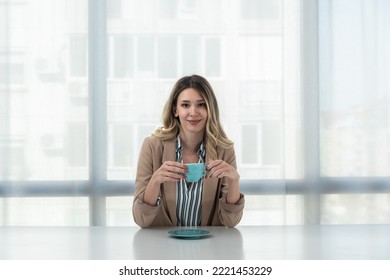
[179,132,203,153]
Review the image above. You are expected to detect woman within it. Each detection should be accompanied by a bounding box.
[132,75,244,228]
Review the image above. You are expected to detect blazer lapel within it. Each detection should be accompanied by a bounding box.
[201,177,219,226]
[162,139,177,226]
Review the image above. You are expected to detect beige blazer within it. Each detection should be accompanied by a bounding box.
[132,136,245,228]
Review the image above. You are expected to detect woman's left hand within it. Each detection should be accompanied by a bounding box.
[206,160,240,182]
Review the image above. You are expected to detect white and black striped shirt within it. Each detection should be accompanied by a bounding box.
[176,137,206,226]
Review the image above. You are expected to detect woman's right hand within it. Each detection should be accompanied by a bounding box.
[151,161,187,185]
[144,161,187,206]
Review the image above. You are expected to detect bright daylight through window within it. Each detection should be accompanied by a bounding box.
[0,0,389,226]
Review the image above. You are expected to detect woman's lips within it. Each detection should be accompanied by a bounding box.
[188,120,201,125]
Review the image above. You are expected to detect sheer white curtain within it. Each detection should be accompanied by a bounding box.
[318,0,390,224]
[105,0,303,226]
[0,0,90,225]
[0,0,389,226]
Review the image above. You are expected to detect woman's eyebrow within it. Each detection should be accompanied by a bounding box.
[180,100,205,103]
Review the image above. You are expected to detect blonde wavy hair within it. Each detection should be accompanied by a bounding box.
[153,75,233,161]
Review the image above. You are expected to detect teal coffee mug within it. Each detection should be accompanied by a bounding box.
[185,163,207,182]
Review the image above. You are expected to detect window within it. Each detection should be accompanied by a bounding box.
[158,36,177,78]
[182,36,200,75]
[241,0,280,20]
[112,35,134,79]
[1,0,389,226]
[137,36,154,77]
[69,35,88,78]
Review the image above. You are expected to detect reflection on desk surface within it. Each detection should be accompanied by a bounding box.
[0,225,390,260]
[133,227,244,260]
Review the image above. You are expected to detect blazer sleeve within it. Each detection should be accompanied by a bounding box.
[132,137,162,227]
[218,147,245,227]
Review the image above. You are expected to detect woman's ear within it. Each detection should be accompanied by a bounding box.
[173,106,178,117]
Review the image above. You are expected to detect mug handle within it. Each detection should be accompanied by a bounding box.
[203,164,208,176]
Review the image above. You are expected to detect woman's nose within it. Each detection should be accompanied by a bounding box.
[189,105,198,115]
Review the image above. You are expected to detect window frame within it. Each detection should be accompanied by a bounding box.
[1,0,390,226]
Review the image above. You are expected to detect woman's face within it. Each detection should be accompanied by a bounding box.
[174,88,208,136]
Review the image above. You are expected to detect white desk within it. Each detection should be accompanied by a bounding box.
[0,225,389,260]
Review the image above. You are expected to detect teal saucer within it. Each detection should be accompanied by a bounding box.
[168,229,210,239]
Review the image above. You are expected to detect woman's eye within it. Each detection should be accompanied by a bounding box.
[198,103,206,108]
[181,103,189,108]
